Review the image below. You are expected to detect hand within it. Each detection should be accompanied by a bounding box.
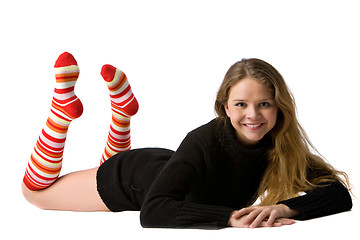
[228,204,299,228]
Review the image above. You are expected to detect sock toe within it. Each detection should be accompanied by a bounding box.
[101,64,117,82]
[54,52,78,68]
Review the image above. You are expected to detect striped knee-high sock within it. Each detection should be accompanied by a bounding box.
[23,52,83,191]
[100,64,138,165]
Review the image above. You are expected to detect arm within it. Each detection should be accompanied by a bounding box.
[278,180,352,220]
[140,132,234,229]
[229,180,352,228]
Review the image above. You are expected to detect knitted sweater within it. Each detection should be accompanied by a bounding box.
[139,119,352,229]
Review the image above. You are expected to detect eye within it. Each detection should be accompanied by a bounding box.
[235,102,246,107]
[259,102,271,107]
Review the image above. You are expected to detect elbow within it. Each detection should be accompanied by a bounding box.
[337,180,353,212]
[139,213,149,228]
[343,189,353,212]
[140,201,173,228]
[140,208,156,228]
[140,199,156,228]
[140,196,178,228]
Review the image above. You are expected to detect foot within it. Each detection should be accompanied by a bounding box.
[52,52,83,120]
[101,64,138,117]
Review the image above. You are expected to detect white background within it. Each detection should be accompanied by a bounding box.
[1,0,359,239]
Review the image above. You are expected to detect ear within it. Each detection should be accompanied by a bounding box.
[224,104,230,117]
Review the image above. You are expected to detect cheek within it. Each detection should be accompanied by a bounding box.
[226,107,243,121]
[267,109,278,127]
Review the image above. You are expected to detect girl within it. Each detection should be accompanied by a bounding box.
[22,52,352,229]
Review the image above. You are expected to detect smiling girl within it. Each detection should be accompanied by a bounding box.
[224,77,278,146]
[22,54,352,229]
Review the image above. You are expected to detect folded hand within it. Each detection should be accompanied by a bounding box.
[228,204,299,228]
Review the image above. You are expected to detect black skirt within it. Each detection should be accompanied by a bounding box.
[96,148,174,212]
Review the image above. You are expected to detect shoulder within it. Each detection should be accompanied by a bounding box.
[172,119,223,160]
[186,118,223,141]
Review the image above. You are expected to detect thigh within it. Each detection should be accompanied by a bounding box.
[96,148,173,211]
[23,167,110,212]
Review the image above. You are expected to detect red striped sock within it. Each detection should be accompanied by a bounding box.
[100,64,138,165]
[23,52,83,191]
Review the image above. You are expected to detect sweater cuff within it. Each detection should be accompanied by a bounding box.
[175,202,234,229]
[278,181,352,220]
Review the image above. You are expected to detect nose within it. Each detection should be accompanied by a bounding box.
[246,105,260,119]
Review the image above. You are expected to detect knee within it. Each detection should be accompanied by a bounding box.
[22,183,44,209]
[22,183,34,204]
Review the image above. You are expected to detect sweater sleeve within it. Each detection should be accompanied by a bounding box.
[140,132,234,229]
[278,181,352,220]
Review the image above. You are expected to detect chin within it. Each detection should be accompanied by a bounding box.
[241,134,265,145]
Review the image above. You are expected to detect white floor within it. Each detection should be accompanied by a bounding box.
[4,195,359,240]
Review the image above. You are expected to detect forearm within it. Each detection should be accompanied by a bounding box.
[278,181,352,220]
[141,197,234,229]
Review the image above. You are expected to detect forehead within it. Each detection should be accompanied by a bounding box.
[229,78,274,100]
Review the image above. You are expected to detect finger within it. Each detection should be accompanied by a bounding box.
[232,207,257,219]
[249,211,269,228]
[257,221,270,228]
[272,222,282,227]
[266,212,277,227]
[276,218,296,226]
[266,218,294,227]
[245,208,268,224]
[252,220,281,228]
[267,222,282,228]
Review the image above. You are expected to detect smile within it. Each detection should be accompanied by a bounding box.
[242,123,264,129]
[244,123,262,128]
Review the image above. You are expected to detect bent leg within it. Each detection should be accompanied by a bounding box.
[22,167,109,212]
[100,64,139,165]
[23,52,83,190]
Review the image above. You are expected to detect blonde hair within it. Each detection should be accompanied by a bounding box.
[215,58,351,205]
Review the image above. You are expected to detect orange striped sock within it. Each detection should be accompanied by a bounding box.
[100,64,138,165]
[23,52,83,191]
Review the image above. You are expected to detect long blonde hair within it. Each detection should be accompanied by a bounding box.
[215,58,351,205]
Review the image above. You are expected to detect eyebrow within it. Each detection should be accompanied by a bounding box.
[232,98,274,102]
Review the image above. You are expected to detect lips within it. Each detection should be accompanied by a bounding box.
[241,123,264,130]
[244,123,262,128]
[243,123,262,128]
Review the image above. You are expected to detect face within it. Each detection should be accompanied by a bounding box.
[225,77,278,146]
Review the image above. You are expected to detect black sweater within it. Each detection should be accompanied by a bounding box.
[139,119,352,229]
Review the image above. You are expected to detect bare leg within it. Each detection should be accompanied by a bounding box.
[22,167,109,212]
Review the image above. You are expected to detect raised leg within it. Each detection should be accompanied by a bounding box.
[23,52,83,191]
[100,64,139,165]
